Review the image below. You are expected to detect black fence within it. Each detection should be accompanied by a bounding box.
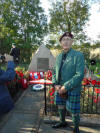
[81,85,100,114]
[44,84,100,115]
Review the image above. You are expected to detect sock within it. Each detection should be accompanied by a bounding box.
[58,108,66,124]
[72,114,80,129]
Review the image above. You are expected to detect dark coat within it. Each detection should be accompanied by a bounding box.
[10,47,20,63]
[0,61,15,116]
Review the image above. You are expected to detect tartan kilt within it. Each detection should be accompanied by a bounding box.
[54,91,66,106]
[66,91,81,114]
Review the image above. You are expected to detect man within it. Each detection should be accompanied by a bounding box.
[0,54,15,117]
[10,43,20,65]
[52,32,85,133]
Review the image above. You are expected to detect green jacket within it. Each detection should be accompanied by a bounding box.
[52,48,85,93]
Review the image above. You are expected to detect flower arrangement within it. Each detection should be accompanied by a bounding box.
[44,70,52,80]
[6,66,29,100]
[47,87,55,104]
[15,67,29,89]
[82,78,100,86]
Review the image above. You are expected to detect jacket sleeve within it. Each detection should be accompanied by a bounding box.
[64,53,85,91]
[0,61,15,84]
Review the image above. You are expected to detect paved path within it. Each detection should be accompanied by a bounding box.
[0,86,44,133]
[0,86,100,133]
[42,115,100,133]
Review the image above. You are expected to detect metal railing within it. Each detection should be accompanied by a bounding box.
[81,85,100,114]
[44,84,100,115]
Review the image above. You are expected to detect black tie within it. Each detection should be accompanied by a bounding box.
[58,53,67,84]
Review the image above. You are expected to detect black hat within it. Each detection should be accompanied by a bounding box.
[59,32,74,42]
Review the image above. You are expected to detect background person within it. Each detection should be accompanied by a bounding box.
[10,43,20,65]
[0,54,15,117]
[52,32,85,133]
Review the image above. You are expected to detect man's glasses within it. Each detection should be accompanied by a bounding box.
[61,37,72,42]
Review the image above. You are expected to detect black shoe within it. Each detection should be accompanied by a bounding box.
[52,122,67,128]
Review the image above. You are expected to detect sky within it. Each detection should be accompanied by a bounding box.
[85,3,100,42]
[40,0,100,42]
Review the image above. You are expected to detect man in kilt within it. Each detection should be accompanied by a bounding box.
[52,32,85,133]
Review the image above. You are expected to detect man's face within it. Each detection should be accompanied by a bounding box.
[61,36,73,51]
[12,44,15,48]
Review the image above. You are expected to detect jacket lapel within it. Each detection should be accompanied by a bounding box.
[57,53,63,72]
[62,48,72,68]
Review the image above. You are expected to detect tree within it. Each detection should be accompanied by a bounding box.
[13,0,48,45]
[12,0,48,62]
[0,0,14,54]
[0,0,48,62]
[79,43,91,60]
[49,0,90,43]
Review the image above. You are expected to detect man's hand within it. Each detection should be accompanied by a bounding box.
[58,86,67,99]
[58,86,67,95]
[55,85,61,92]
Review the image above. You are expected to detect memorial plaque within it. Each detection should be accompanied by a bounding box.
[37,58,49,71]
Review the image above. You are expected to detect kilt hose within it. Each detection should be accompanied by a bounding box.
[54,91,81,127]
[54,91,81,114]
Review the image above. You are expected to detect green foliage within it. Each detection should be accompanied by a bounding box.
[49,0,90,44]
[80,43,91,60]
[0,0,48,62]
[91,60,100,75]
[91,42,100,49]
[49,40,56,45]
